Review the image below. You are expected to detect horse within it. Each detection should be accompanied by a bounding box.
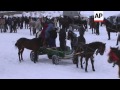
[108,47,120,78]
[67,30,86,52]
[15,37,43,63]
[104,18,119,40]
[74,41,106,72]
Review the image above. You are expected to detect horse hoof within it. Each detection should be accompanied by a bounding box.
[93,69,95,71]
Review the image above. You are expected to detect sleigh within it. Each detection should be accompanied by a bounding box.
[30,46,74,65]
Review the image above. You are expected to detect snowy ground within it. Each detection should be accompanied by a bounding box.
[0,25,119,79]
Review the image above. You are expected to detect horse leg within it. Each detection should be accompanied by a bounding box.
[90,56,95,71]
[116,37,119,45]
[18,49,21,62]
[85,58,89,72]
[33,51,38,63]
[21,48,24,61]
[76,55,79,68]
[116,34,120,45]
[118,65,120,78]
[92,28,93,34]
[80,56,84,69]
[107,31,110,40]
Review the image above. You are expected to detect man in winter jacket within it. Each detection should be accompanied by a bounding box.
[45,21,54,39]
[95,22,100,35]
[78,24,86,36]
[59,28,66,51]
[45,20,55,47]
[48,28,57,47]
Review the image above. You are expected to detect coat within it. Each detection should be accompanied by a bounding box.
[41,24,48,40]
[45,23,54,39]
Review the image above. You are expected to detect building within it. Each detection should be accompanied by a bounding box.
[63,11,80,18]
[0,11,24,17]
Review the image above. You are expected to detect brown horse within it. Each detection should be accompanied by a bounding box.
[15,37,43,63]
[108,47,120,78]
[74,41,106,72]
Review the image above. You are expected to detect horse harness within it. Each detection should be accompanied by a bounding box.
[74,43,102,56]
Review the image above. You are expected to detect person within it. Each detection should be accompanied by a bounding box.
[59,28,66,51]
[48,28,57,47]
[96,22,100,35]
[35,18,42,32]
[39,23,48,47]
[69,25,72,31]
[54,17,57,28]
[45,20,54,47]
[0,16,5,33]
[78,24,86,36]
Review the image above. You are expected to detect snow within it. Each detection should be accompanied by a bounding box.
[0,11,120,79]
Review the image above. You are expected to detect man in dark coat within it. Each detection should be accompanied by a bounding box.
[45,20,54,47]
[59,28,66,51]
[49,28,57,47]
[95,22,100,35]
[78,24,86,36]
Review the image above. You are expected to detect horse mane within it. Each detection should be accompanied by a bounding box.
[88,41,104,45]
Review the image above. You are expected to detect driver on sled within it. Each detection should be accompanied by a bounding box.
[45,20,57,48]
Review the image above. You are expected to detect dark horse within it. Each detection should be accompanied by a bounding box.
[104,18,119,40]
[74,41,106,72]
[108,47,120,78]
[67,30,86,51]
[15,37,43,63]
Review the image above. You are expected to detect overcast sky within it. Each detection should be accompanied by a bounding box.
[81,11,120,18]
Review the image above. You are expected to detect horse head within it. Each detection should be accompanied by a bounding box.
[67,30,76,40]
[96,42,106,55]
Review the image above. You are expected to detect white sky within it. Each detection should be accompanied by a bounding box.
[81,11,120,18]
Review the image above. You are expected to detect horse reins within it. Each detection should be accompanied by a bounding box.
[74,43,98,55]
